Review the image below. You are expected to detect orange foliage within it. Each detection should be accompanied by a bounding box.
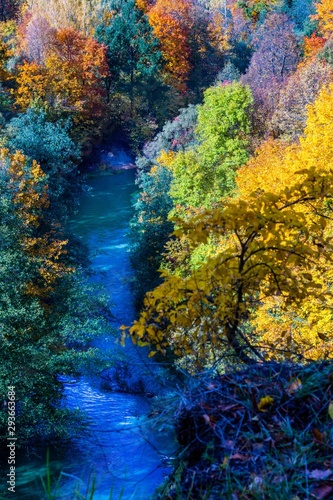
[148,0,192,91]
[16,61,48,107]
[16,27,109,124]
[207,11,231,52]
[135,0,152,13]
[303,32,327,59]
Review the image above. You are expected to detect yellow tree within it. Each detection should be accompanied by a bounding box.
[2,148,72,298]
[125,84,333,367]
[248,83,333,360]
[135,0,151,12]
[15,61,48,108]
[313,0,333,38]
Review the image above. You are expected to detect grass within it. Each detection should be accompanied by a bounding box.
[155,361,333,499]
[40,450,127,500]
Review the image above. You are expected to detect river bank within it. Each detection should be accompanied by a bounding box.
[6,166,176,500]
[158,362,333,500]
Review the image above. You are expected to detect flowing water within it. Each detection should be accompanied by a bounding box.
[10,169,175,499]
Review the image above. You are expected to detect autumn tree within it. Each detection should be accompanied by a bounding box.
[303,31,327,60]
[15,27,109,135]
[125,83,333,368]
[136,0,152,12]
[25,0,106,35]
[147,0,226,93]
[185,1,228,93]
[241,13,300,133]
[147,0,193,91]
[236,83,333,361]
[2,149,72,297]
[126,168,333,366]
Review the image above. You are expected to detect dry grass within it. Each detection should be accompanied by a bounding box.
[157,362,333,500]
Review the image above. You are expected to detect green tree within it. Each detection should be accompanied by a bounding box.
[130,164,173,306]
[95,0,162,112]
[130,105,198,306]
[6,108,81,212]
[167,82,253,208]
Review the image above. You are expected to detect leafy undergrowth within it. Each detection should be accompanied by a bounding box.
[157,362,333,500]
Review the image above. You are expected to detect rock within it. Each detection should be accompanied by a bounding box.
[100,361,147,395]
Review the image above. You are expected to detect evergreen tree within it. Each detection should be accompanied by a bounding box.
[95,0,162,111]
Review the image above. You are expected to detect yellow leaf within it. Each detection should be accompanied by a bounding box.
[148,351,157,358]
[328,401,333,420]
[258,396,274,412]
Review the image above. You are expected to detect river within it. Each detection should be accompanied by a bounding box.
[13,169,175,499]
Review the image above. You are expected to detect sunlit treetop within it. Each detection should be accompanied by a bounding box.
[147,0,193,90]
[125,83,333,368]
[312,0,333,38]
[24,0,106,35]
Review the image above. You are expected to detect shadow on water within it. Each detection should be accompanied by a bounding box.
[8,170,175,500]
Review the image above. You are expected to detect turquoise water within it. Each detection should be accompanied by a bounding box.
[72,170,137,327]
[11,170,174,499]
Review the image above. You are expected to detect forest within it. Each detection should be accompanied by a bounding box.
[0,0,333,498]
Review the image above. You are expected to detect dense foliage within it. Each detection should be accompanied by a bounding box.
[1,1,333,497]
[0,149,108,442]
[128,0,333,372]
